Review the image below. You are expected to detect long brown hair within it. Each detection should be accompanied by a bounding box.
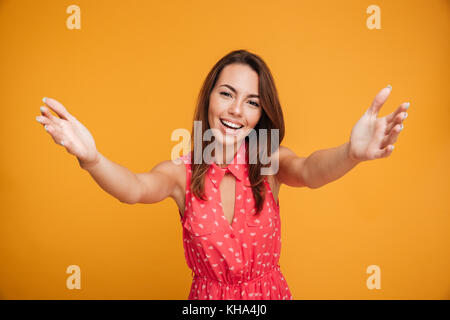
[188,49,285,215]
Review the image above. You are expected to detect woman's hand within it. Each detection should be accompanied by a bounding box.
[36,97,100,168]
[348,85,410,162]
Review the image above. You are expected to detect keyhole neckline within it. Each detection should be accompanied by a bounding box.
[207,141,248,188]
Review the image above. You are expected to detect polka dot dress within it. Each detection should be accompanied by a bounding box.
[177,141,293,300]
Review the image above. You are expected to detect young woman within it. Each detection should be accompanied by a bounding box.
[35,50,410,300]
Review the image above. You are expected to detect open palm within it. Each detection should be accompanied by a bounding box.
[35,97,100,168]
[348,86,410,162]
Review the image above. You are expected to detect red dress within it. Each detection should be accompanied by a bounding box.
[177,141,293,300]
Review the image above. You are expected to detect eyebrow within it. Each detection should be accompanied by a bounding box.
[219,84,259,98]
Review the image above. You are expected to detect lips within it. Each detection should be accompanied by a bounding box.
[220,118,244,129]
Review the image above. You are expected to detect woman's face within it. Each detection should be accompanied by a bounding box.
[208,63,262,147]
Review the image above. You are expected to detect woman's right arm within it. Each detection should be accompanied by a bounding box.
[81,155,181,205]
[36,97,181,205]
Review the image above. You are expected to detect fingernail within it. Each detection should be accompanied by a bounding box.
[42,97,47,103]
[405,102,410,109]
[44,125,48,131]
[386,85,392,90]
[40,106,45,113]
[403,112,408,119]
[36,116,41,122]
[390,145,395,151]
[400,123,404,130]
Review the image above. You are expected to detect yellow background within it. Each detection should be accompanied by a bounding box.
[0,0,449,299]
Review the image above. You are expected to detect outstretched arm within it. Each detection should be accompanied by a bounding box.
[37,97,180,205]
[302,142,359,189]
[280,85,410,189]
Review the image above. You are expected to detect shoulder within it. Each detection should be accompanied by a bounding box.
[277,145,296,160]
[266,145,294,164]
[265,145,295,176]
[151,156,187,195]
[272,145,308,188]
[264,145,291,188]
[152,158,186,175]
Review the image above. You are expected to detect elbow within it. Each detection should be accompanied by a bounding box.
[307,183,320,189]
[305,176,323,189]
[301,171,316,189]
[119,197,136,205]
[304,175,320,189]
[307,179,329,189]
[120,178,142,205]
[302,169,324,189]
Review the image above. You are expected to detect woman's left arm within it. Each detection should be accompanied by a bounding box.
[303,85,410,189]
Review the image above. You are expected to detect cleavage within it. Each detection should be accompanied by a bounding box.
[219,172,236,226]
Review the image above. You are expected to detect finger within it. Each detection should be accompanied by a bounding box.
[36,115,51,125]
[40,106,61,125]
[381,123,402,149]
[385,111,407,135]
[374,144,394,159]
[386,102,410,123]
[43,124,67,147]
[42,97,73,120]
[367,85,392,117]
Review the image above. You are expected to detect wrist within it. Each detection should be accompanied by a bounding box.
[79,152,102,171]
[346,142,361,165]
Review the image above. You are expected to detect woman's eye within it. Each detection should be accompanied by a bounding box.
[220,91,259,107]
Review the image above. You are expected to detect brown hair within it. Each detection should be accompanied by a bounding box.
[188,49,285,215]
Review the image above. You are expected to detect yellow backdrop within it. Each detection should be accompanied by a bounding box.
[0,0,449,299]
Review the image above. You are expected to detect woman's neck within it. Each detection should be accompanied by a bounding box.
[212,140,243,167]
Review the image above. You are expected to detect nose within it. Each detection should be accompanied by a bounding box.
[228,98,244,117]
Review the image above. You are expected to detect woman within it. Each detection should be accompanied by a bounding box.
[35,49,410,300]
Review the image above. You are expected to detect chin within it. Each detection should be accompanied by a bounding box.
[211,118,247,145]
[213,132,241,146]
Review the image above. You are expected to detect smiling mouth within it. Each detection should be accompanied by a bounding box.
[220,119,244,130]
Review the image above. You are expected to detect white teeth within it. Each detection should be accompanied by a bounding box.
[221,119,243,129]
